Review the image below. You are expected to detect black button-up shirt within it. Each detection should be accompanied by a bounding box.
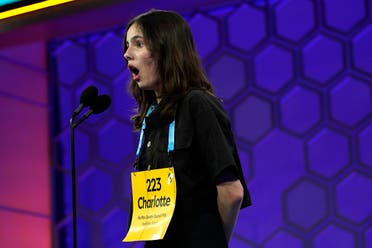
[136,89,251,247]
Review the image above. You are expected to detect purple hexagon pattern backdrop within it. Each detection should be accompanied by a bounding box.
[49,0,372,247]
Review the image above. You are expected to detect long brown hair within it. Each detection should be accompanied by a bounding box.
[123,9,214,129]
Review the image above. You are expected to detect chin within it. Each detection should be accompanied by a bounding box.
[137,82,154,91]
[136,81,145,88]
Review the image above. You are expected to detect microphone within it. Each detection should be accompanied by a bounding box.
[72,94,112,128]
[91,94,112,114]
[72,86,98,118]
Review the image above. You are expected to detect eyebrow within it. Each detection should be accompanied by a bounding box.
[126,35,144,44]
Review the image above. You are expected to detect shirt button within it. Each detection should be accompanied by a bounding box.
[147,141,151,148]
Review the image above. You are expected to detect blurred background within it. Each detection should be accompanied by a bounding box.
[1,0,372,247]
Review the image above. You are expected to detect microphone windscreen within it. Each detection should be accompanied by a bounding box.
[91,94,112,114]
[80,86,98,107]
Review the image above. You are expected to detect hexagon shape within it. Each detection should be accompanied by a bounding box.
[228,4,266,51]
[57,217,92,248]
[122,164,134,203]
[79,167,113,212]
[353,25,372,75]
[237,149,253,182]
[233,96,272,143]
[307,128,350,178]
[280,86,321,135]
[336,171,372,224]
[275,0,315,42]
[242,129,305,243]
[303,35,344,84]
[207,4,236,18]
[102,208,128,248]
[365,225,372,248]
[314,224,355,248]
[57,128,90,170]
[98,119,133,164]
[57,85,74,129]
[62,173,73,215]
[254,44,294,92]
[76,217,92,248]
[208,54,246,101]
[358,123,372,168]
[251,0,281,6]
[284,179,328,230]
[55,41,87,85]
[94,32,124,78]
[189,14,219,58]
[230,237,255,248]
[112,73,137,122]
[263,230,304,248]
[330,77,372,126]
[323,0,366,33]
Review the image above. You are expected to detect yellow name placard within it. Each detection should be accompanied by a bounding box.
[123,167,177,242]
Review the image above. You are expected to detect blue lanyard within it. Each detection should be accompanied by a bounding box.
[135,104,175,158]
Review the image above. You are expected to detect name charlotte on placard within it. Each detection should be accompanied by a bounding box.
[137,195,171,209]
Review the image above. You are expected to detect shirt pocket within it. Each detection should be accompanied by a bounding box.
[173,127,194,178]
[175,127,193,150]
[156,127,193,152]
[155,127,194,176]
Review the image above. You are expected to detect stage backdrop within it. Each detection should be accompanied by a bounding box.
[49,1,372,247]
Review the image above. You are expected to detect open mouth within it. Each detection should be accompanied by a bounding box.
[128,65,140,81]
[128,65,139,75]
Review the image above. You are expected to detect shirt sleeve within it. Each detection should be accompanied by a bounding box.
[190,94,238,181]
[186,90,252,208]
[215,166,239,184]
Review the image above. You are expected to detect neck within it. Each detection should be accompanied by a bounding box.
[154,90,162,104]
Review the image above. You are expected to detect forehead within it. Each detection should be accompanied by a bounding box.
[126,23,143,41]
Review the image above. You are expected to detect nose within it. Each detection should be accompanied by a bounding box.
[124,47,133,61]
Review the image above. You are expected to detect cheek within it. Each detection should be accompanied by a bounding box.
[144,59,157,75]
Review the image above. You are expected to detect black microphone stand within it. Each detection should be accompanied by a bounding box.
[68,94,111,248]
[69,115,78,248]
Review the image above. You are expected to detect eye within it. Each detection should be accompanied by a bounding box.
[136,40,144,48]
